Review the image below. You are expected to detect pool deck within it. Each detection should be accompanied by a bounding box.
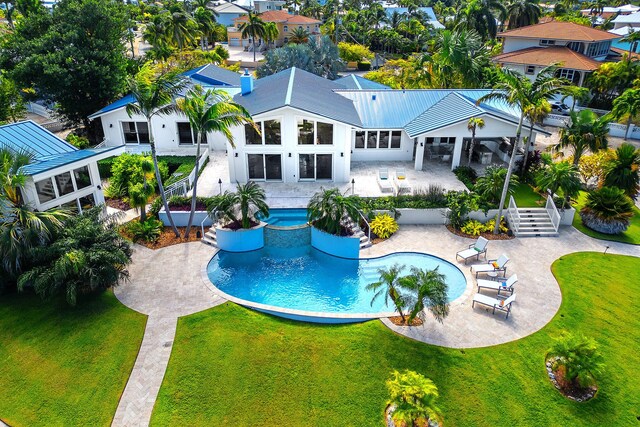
[112,225,639,425]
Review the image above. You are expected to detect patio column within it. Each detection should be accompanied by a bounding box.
[451,136,463,170]
[414,137,425,171]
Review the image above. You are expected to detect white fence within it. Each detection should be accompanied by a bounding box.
[543,112,640,140]
[545,196,561,232]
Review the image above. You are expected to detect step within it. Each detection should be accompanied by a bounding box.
[517,208,547,213]
[201,235,218,247]
[353,231,365,238]
[360,241,372,249]
[515,230,558,237]
[359,235,369,242]
[205,230,217,241]
[518,212,549,218]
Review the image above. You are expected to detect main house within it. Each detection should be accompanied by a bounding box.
[91,65,545,184]
[493,20,622,87]
[227,10,322,48]
[0,121,121,211]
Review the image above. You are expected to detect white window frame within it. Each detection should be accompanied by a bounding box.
[296,117,334,146]
[354,130,402,149]
[298,153,333,181]
[246,153,283,182]
[558,68,576,81]
[121,121,149,145]
[244,118,283,145]
[176,121,205,145]
[525,65,535,75]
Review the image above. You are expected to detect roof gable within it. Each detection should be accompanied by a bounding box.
[404,93,482,137]
[0,121,75,159]
[492,46,603,71]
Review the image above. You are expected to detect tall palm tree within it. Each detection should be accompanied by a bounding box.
[177,85,256,237]
[610,87,640,140]
[455,0,506,40]
[554,109,610,166]
[289,27,310,44]
[169,10,198,49]
[264,21,280,49]
[536,161,581,208]
[586,0,606,26]
[506,0,541,29]
[239,12,267,62]
[193,6,217,51]
[125,65,187,237]
[467,117,485,166]
[603,143,640,198]
[621,28,640,59]
[0,146,68,277]
[366,264,408,323]
[477,65,568,233]
[400,267,449,324]
[386,370,443,427]
[143,13,171,49]
[521,98,551,173]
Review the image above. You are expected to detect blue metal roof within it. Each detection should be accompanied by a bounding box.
[0,121,75,158]
[404,93,482,137]
[21,146,122,176]
[335,74,391,90]
[88,94,135,119]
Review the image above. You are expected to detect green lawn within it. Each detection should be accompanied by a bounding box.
[0,291,147,427]
[152,253,640,426]
[572,191,640,245]
[511,182,544,207]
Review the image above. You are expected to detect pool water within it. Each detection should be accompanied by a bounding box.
[207,246,467,315]
[258,208,309,227]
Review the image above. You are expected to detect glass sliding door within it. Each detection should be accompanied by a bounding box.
[298,154,332,181]
[264,154,282,180]
[298,154,315,180]
[247,154,265,180]
[316,154,332,180]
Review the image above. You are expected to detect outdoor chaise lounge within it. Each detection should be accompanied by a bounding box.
[470,254,509,278]
[472,293,516,318]
[456,236,489,263]
[377,168,394,193]
[476,274,518,295]
[394,168,412,194]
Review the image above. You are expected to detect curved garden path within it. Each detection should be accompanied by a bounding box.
[112,242,223,427]
[362,226,639,348]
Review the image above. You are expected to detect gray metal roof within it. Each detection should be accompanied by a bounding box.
[21,146,122,176]
[334,74,391,90]
[234,68,362,127]
[404,93,482,137]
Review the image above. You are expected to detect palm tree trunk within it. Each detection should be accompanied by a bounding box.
[252,35,256,62]
[184,131,203,238]
[468,128,476,166]
[521,122,535,174]
[493,113,524,234]
[149,119,180,237]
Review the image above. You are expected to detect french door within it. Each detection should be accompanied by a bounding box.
[247,154,282,181]
[298,154,332,181]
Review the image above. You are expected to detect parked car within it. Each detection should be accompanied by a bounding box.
[550,101,571,115]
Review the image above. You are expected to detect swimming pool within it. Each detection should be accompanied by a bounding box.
[258,208,309,227]
[207,246,467,322]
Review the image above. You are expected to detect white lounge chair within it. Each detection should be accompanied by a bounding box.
[470,254,509,278]
[477,274,518,296]
[394,168,412,194]
[456,236,489,263]
[472,293,516,318]
[377,168,393,193]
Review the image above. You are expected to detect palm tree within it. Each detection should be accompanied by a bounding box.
[536,161,581,208]
[455,0,507,41]
[177,85,256,237]
[475,165,519,205]
[264,22,280,49]
[125,65,187,237]
[549,333,604,389]
[307,187,361,236]
[603,143,640,198]
[477,66,568,233]
[128,158,154,222]
[386,370,443,427]
[400,267,449,324]
[561,85,590,111]
[0,146,68,277]
[215,181,269,229]
[554,109,610,166]
[193,6,217,51]
[366,264,408,323]
[289,27,311,44]
[506,0,541,29]
[239,12,267,62]
[143,13,171,49]
[621,28,640,59]
[586,0,606,26]
[521,98,551,173]
[168,10,198,49]
[467,117,485,166]
[610,87,640,140]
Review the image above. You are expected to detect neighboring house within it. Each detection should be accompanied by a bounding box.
[381,4,445,30]
[210,0,250,27]
[92,65,546,184]
[0,121,121,212]
[227,10,321,48]
[610,11,640,53]
[494,21,621,87]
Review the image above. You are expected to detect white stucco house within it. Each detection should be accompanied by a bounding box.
[90,65,545,184]
[0,121,122,212]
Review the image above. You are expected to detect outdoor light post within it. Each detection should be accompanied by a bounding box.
[351,178,355,195]
[218,178,222,195]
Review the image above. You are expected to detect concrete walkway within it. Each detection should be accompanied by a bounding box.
[112,243,222,427]
[363,226,639,348]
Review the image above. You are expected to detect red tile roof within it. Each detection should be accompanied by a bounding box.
[497,20,620,42]
[234,10,321,25]
[492,46,603,71]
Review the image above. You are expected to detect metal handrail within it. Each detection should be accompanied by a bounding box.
[545,196,561,232]
[356,209,371,243]
[508,195,520,233]
[201,208,218,240]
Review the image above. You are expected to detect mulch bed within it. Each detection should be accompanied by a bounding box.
[120,226,202,250]
[446,225,515,240]
[388,316,424,327]
[222,220,260,230]
[546,357,597,402]
[106,198,131,211]
[167,201,208,211]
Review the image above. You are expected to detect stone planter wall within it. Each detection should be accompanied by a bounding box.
[158,209,211,227]
[215,223,266,252]
[372,208,502,225]
[311,227,360,259]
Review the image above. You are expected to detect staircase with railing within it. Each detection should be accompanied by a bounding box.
[201,209,219,247]
[342,210,372,249]
[507,195,559,237]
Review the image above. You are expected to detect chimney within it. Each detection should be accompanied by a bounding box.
[241,68,254,95]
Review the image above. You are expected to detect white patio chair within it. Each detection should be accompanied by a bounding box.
[476,274,518,296]
[394,168,412,194]
[456,236,489,264]
[470,254,509,278]
[441,154,451,162]
[377,168,393,193]
[472,293,516,318]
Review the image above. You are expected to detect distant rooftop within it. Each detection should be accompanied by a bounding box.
[334,74,391,90]
[493,46,603,71]
[498,21,620,42]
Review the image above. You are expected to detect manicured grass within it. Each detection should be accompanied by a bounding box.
[162,156,197,187]
[0,291,147,427]
[511,182,544,207]
[152,253,640,426]
[572,191,640,245]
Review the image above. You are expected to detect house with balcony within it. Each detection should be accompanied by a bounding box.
[227,10,321,48]
[91,64,547,185]
[493,20,621,87]
[0,121,121,212]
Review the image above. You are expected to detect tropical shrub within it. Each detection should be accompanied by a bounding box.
[212,181,269,229]
[109,153,168,198]
[370,213,399,239]
[536,161,582,209]
[579,186,635,234]
[126,218,164,243]
[400,266,449,324]
[460,219,484,236]
[357,61,371,71]
[337,42,374,62]
[307,188,361,236]
[603,143,640,199]
[17,207,132,306]
[446,190,478,229]
[453,166,477,189]
[65,134,90,149]
[386,370,443,427]
[367,264,408,322]
[577,149,616,187]
[475,166,518,205]
[484,216,509,234]
[549,333,604,389]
